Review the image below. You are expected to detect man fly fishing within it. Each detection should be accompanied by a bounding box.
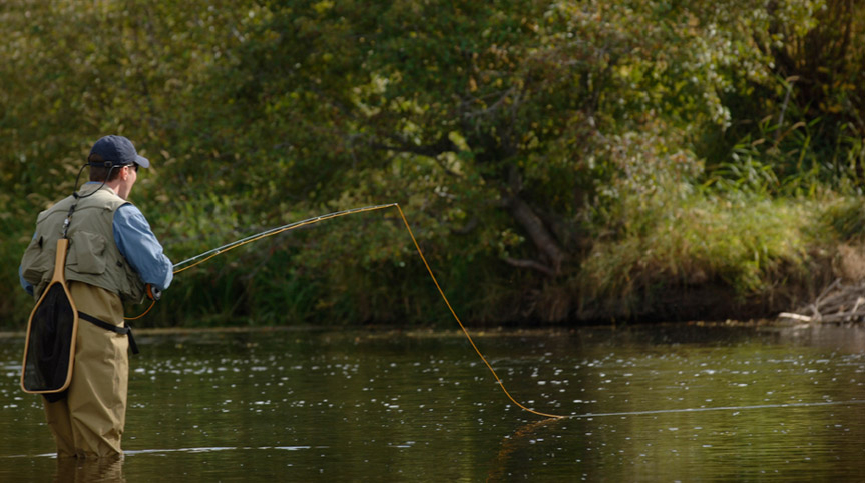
[18,135,173,458]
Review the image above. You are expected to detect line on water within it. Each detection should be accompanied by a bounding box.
[568,399,865,419]
[124,446,329,455]
[1,446,331,459]
[3,401,863,459]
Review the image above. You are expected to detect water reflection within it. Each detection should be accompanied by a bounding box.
[0,323,864,480]
[487,417,565,481]
[54,455,124,483]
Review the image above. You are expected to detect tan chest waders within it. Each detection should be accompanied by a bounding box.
[20,238,79,399]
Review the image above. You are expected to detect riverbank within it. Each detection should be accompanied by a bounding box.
[4,194,864,329]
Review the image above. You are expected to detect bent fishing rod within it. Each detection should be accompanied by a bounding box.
[128,202,566,420]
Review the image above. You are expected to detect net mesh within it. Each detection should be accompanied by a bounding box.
[23,283,75,393]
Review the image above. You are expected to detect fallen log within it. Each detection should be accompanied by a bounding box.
[779,278,865,323]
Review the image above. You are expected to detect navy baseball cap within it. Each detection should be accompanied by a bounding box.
[88,135,150,168]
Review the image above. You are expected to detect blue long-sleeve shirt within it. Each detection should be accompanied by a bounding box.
[19,201,172,297]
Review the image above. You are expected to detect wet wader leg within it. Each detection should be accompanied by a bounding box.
[43,398,76,458]
[65,282,129,458]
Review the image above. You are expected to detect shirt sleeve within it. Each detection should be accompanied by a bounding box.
[113,204,173,290]
[19,263,34,297]
[19,231,37,296]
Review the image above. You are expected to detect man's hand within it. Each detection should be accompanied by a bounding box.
[146,284,161,301]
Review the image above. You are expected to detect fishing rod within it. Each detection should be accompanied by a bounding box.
[172,203,399,274]
[128,202,566,419]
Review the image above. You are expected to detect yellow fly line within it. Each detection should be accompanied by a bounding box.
[129,203,566,419]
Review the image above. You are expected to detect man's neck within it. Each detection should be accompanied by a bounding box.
[82,181,120,198]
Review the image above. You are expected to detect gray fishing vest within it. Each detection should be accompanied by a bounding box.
[20,184,146,303]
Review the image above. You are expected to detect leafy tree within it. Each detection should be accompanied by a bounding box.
[2,0,864,325]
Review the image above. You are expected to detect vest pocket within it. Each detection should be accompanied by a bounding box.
[68,231,107,275]
[20,235,50,284]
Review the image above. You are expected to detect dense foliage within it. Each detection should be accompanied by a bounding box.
[2,0,864,327]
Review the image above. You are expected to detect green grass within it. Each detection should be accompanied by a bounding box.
[1,192,859,328]
[577,194,828,319]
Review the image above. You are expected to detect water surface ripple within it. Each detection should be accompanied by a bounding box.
[1,323,864,480]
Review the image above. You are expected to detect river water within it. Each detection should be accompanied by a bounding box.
[1,322,864,481]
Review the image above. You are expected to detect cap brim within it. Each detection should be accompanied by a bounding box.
[135,155,150,168]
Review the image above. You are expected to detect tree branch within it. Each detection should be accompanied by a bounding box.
[506,194,567,275]
[450,217,479,235]
[372,133,457,158]
[503,257,555,277]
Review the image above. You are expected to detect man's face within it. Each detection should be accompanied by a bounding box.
[116,164,137,200]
